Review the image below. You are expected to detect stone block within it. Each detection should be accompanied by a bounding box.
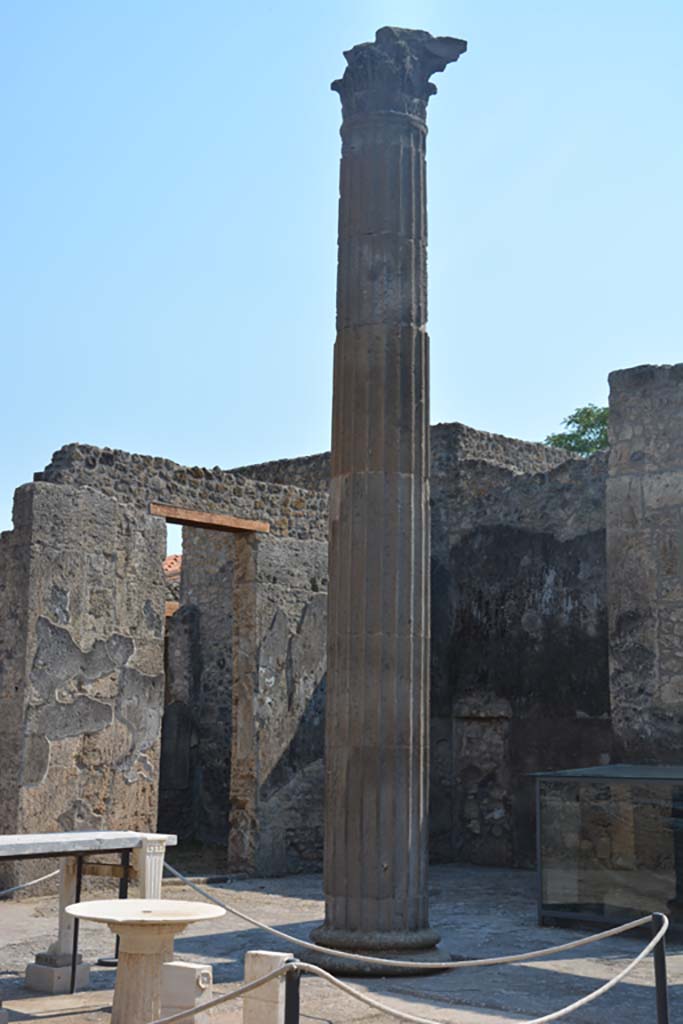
[25,960,90,994]
[243,951,291,1024]
[161,960,212,1024]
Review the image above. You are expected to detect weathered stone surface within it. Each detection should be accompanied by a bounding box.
[233,430,610,871]
[37,443,328,541]
[232,421,575,493]
[0,483,165,889]
[182,529,234,846]
[228,535,327,876]
[316,27,465,962]
[607,363,683,761]
[4,362,681,881]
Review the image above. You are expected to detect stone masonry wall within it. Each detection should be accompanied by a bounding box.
[7,422,613,874]
[231,420,573,493]
[235,433,610,869]
[160,529,235,845]
[37,444,328,541]
[430,451,611,867]
[608,364,683,762]
[229,534,327,875]
[0,482,166,888]
[0,509,31,855]
[158,604,199,841]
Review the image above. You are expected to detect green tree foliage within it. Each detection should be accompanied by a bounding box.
[545,403,608,456]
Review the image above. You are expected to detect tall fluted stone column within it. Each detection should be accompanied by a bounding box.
[312,27,466,967]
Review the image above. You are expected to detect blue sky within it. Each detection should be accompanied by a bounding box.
[3,1,683,538]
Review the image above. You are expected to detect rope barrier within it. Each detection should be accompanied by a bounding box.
[0,858,667,1024]
[299,915,668,1024]
[163,861,656,970]
[142,913,669,1024]
[0,869,59,899]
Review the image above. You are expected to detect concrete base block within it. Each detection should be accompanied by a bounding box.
[25,961,91,994]
[243,951,291,1024]
[0,1008,9,1024]
[162,960,213,1024]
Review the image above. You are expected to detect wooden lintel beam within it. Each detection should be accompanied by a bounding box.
[149,502,270,535]
[82,863,139,880]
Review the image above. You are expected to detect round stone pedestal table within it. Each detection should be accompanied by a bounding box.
[66,898,225,1024]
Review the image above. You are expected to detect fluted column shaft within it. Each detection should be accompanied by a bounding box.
[315,27,465,957]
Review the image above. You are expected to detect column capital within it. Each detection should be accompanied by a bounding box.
[332,26,466,120]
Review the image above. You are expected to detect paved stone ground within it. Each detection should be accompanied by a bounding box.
[1,865,680,1023]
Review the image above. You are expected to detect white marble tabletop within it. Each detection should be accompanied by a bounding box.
[0,831,177,859]
[66,898,225,926]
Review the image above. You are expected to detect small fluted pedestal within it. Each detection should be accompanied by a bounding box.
[66,899,225,1024]
[317,27,466,974]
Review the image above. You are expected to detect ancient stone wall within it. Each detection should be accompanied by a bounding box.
[158,604,199,842]
[0,482,166,887]
[229,534,327,876]
[230,421,573,493]
[231,452,331,493]
[37,443,328,540]
[607,363,683,761]
[430,451,611,866]
[159,529,235,845]
[229,433,610,870]
[1,409,650,875]
[0,505,31,853]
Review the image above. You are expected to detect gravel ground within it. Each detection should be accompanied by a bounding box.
[1,864,680,1023]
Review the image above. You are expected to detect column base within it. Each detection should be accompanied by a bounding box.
[0,1009,8,1024]
[308,925,448,976]
[25,960,91,994]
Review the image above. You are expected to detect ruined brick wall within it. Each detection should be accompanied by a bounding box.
[37,444,328,540]
[0,482,166,887]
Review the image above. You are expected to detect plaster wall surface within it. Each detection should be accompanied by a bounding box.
[0,482,166,888]
[228,535,327,876]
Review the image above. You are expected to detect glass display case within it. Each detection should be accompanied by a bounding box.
[534,765,683,933]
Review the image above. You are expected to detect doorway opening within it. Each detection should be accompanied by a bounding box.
[150,502,269,867]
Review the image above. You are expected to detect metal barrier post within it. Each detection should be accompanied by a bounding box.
[284,966,300,1024]
[652,913,669,1024]
[69,855,84,994]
